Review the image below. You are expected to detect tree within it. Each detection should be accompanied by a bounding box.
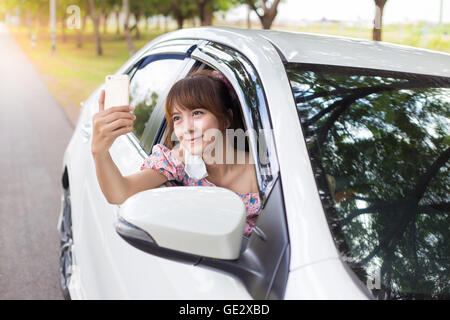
[129,0,155,39]
[239,0,283,29]
[78,0,89,48]
[112,1,121,35]
[122,0,135,55]
[147,0,172,32]
[88,0,103,55]
[59,0,67,42]
[373,0,387,41]
[195,0,236,26]
[57,0,86,48]
[100,0,118,35]
[4,0,49,37]
[170,0,197,29]
[102,0,122,35]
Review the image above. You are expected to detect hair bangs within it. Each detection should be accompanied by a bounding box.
[166,77,221,120]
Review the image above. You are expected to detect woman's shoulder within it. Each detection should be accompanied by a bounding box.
[146,143,185,168]
[152,144,181,157]
[141,144,185,181]
[169,145,185,164]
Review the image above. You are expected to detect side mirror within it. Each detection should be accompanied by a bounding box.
[115,186,246,261]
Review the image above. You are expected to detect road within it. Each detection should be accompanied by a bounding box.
[0,23,74,299]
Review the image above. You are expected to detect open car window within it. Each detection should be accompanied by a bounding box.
[128,55,187,154]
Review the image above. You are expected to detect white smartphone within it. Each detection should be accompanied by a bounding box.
[104,74,130,109]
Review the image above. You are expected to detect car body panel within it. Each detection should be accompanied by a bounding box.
[154,27,341,270]
[64,43,254,299]
[258,30,450,77]
[284,258,369,299]
[60,27,450,299]
[153,26,450,77]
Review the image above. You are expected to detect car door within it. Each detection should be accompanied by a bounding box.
[186,42,290,300]
[77,41,198,298]
[112,41,289,299]
[106,45,255,300]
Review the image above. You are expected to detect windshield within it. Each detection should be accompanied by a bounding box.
[286,63,450,299]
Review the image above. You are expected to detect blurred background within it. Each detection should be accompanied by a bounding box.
[0,0,449,122]
[0,0,448,300]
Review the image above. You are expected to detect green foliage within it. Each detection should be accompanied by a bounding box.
[288,64,450,299]
[132,91,158,141]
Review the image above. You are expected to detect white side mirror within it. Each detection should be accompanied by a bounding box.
[116,186,247,260]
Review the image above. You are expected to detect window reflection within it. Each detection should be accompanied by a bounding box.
[287,63,450,299]
[129,58,185,152]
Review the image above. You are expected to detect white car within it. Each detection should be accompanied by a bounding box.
[58,27,450,300]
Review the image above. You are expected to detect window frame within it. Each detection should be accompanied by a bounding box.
[121,41,202,158]
[118,39,290,299]
[286,62,450,300]
[189,41,280,205]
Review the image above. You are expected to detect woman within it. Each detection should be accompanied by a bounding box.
[92,69,261,236]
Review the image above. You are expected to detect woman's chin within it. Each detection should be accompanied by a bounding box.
[182,143,204,156]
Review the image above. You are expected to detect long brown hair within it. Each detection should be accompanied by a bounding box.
[164,69,243,148]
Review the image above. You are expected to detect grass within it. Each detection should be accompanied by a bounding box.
[277,22,450,53]
[7,21,450,120]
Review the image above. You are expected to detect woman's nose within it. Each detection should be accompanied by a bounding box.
[182,115,195,134]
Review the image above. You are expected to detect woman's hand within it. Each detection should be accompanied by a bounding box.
[91,89,136,157]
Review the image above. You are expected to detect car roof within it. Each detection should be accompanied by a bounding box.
[155,27,450,78]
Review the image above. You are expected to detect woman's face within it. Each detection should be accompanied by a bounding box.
[171,104,223,156]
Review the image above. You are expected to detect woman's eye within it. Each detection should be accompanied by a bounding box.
[193,110,204,116]
[173,116,180,122]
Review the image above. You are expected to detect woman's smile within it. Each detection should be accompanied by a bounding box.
[188,135,203,144]
[171,104,223,156]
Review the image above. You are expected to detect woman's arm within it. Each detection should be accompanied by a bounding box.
[93,152,168,204]
[92,89,168,204]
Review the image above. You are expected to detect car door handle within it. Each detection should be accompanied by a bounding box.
[81,122,92,141]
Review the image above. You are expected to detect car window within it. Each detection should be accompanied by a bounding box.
[191,43,279,203]
[129,57,186,153]
[287,63,450,299]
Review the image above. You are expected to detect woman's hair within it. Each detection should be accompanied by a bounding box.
[164,69,243,148]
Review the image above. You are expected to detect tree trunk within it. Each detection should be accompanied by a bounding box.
[156,15,161,30]
[100,0,107,35]
[61,13,66,43]
[78,7,88,48]
[76,28,82,48]
[246,0,281,30]
[89,0,102,55]
[176,16,184,29]
[103,13,108,35]
[198,0,213,26]
[115,9,120,35]
[59,0,66,43]
[203,6,213,26]
[123,0,136,55]
[164,15,169,32]
[259,7,278,29]
[136,24,140,39]
[260,15,274,29]
[134,14,141,39]
[82,9,88,33]
[373,0,387,41]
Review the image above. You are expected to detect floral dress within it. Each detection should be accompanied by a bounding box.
[140,144,261,237]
